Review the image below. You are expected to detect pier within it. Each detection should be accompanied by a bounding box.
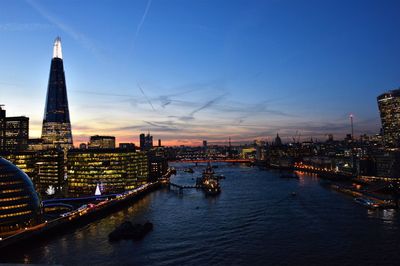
[168,182,202,193]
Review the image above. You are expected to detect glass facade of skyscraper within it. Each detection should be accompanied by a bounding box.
[41,37,73,150]
[377,89,400,147]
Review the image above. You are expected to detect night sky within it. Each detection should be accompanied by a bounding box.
[1,0,400,145]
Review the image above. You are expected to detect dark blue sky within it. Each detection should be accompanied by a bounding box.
[1,0,400,145]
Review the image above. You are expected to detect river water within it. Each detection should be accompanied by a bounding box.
[1,162,400,265]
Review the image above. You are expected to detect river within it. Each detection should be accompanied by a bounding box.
[1,162,399,265]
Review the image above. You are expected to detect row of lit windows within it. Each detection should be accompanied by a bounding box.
[0,203,28,210]
[0,210,31,219]
[0,181,22,186]
[0,188,23,194]
[0,196,29,202]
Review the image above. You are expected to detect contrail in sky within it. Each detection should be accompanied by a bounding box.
[138,83,156,111]
[132,0,152,51]
[190,94,227,116]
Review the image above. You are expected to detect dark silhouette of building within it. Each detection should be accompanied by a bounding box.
[0,105,29,152]
[0,158,41,236]
[140,133,153,151]
[274,133,282,146]
[119,143,135,149]
[377,88,400,147]
[41,37,73,149]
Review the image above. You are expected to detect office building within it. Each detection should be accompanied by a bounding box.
[377,88,400,147]
[35,149,65,196]
[67,148,148,197]
[0,106,29,152]
[89,135,115,149]
[41,37,73,149]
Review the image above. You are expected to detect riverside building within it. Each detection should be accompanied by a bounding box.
[67,148,148,197]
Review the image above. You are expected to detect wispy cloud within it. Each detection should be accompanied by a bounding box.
[26,0,101,59]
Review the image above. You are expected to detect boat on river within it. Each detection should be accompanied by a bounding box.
[354,197,379,209]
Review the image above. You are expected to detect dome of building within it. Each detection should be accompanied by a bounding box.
[0,158,41,235]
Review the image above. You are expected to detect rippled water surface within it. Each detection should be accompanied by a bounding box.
[1,163,400,265]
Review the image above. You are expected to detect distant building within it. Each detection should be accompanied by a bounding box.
[377,88,400,147]
[203,140,208,153]
[67,148,148,197]
[89,135,115,149]
[140,133,153,151]
[0,158,41,236]
[274,133,282,146]
[28,138,44,151]
[41,37,73,150]
[0,106,29,152]
[119,143,135,149]
[148,155,168,181]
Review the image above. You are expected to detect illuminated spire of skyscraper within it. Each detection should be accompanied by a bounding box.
[52,37,63,59]
[41,37,73,149]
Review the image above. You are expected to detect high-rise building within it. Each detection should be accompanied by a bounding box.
[0,106,29,152]
[89,135,116,149]
[377,89,400,147]
[41,37,73,150]
[140,133,153,151]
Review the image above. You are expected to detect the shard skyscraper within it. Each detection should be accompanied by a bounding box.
[41,37,73,149]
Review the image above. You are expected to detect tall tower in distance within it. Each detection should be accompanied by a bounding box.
[41,37,73,149]
[377,88,400,148]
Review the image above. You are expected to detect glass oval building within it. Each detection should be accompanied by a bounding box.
[0,158,41,235]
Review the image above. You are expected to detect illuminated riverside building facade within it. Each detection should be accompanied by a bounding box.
[0,150,65,197]
[0,158,41,236]
[67,148,148,197]
[41,37,73,150]
[35,149,64,196]
[377,89,400,148]
[0,106,29,152]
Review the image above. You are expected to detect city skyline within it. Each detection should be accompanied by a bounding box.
[1,0,400,146]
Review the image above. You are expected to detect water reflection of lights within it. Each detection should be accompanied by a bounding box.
[23,254,30,264]
[367,209,396,225]
[294,171,319,186]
